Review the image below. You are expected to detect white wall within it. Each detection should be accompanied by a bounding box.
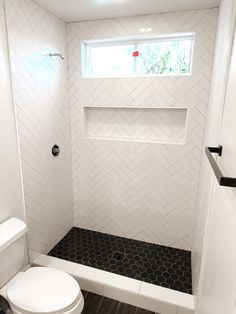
[67,9,218,250]
[0,0,25,223]
[195,0,236,309]
[192,0,236,297]
[5,0,74,257]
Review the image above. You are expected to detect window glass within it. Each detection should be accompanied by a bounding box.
[83,34,194,77]
[89,44,134,76]
[136,38,192,75]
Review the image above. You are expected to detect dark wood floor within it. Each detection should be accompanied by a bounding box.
[82,291,158,314]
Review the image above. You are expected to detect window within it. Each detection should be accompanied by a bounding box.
[82,33,194,78]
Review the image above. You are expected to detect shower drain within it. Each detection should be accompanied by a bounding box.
[112,251,125,261]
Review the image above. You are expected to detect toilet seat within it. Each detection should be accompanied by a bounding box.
[7,267,81,314]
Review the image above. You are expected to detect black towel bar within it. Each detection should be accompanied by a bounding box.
[205,146,236,188]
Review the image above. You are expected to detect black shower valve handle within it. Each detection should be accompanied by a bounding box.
[52,144,60,157]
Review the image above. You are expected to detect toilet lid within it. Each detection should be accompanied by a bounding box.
[7,267,80,314]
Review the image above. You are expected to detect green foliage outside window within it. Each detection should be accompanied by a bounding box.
[136,40,191,75]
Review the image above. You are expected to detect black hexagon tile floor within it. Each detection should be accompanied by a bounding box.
[49,228,192,294]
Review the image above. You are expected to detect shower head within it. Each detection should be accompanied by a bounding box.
[47,53,64,60]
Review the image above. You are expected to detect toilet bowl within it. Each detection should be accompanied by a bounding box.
[1,267,84,314]
[0,218,84,314]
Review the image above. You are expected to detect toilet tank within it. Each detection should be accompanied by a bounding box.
[0,218,28,287]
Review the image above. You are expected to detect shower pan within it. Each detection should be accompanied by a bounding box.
[49,228,192,294]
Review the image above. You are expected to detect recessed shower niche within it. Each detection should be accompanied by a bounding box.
[83,106,188,145]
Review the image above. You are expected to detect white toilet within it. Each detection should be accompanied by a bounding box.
[0,218,84,314]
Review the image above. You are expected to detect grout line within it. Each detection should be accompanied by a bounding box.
[115,302,121,314]
[138,281,142,294]
[134,306,139,314]
[82,290,88,300]
[95,295,104,314]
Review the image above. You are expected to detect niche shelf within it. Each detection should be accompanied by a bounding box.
[83,106,188,145]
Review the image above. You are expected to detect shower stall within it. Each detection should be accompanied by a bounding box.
[2,0,234,312]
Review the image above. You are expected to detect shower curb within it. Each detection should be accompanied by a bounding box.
[33,254,194,314]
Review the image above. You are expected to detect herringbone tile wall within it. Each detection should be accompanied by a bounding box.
[4,0,218,256]
[5,0,73,256]
[68,9,218,250]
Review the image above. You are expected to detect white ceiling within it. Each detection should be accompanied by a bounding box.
[34,0,220,22]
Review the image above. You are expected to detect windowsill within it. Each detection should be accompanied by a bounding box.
[83,136,186,146]
[81,72,192,79]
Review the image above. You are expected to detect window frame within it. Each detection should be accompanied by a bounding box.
[81,32,195,78]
